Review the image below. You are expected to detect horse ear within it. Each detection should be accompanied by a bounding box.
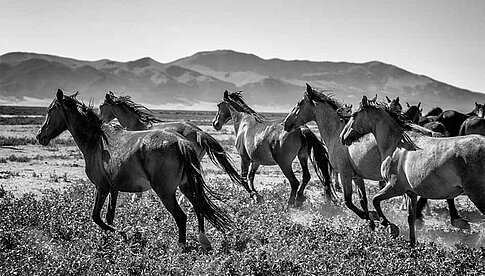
[223,90,229,100]
[386,96,391,103]
[56,89,64,101]
[349,104,353,109]
[370,94,377,102]
[72,91,79,98]
[406,102,411,108]
[306,83,312,93]
[362,95,369,107]
[396,97,400,103]
[418,102,421,108]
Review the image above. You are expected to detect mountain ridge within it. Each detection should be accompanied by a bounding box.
[1,50,484,112]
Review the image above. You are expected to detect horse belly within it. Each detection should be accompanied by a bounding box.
[405,158,463,199]
[246,140,277,165]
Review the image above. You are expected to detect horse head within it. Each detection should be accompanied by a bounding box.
[284,84,317,132]
[212,91,232,130]
[36,89,72,145]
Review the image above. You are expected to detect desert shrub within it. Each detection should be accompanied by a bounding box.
[7,154,31,162]
[0,136,37,146]
[0,179,484,275]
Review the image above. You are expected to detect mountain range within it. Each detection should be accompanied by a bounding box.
[1,50,484,112]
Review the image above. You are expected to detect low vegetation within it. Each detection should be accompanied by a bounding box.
[0,179,484,275]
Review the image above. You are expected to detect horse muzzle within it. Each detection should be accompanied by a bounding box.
[36,133,50,146]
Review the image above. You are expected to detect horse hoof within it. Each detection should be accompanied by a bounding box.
[368,211,380,221]
[451,218,470,230]
[198,232,212,253]
[387,223,400,238]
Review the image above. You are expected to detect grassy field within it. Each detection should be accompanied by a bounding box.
[0,106,484,275]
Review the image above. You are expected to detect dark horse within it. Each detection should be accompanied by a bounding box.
[459,102,485,136]
[99,91,251,195]
[435,103,484,137]
[212,90,335,207]
[36,89,231,251]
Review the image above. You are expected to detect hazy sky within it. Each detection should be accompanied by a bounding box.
[1,0,484,92]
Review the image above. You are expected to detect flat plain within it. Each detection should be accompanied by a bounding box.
[1,107,484,275]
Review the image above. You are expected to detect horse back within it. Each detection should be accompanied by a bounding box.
[459,117,485,136]
[238,119,303,165]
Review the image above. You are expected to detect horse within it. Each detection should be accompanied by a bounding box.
[403,102,422,124]
[99,91,252,197]
[283,84,466,229]
[459,102,485,136]
[391,102,464,227]
[36,89,231,252]
[340,95,485,245]
[424,107,443,117]
[385,96,402,114]
[212,90,335,207]
[284,84,387,226]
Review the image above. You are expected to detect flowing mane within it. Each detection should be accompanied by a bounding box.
[106,92,162,126]
[305,87,352,122]
[358,100,421,150]
[62,93,109,145]
[223,91,266,122]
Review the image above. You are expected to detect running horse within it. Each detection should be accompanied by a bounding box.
[212,90,336,207]
[284,84,386,227]
[36,89,231,252]
[99,91,251,196]
[340,95,485,245]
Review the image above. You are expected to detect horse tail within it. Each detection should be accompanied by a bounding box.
[178,140,232,232]
[195,130,252,194]
[300,127,338,203]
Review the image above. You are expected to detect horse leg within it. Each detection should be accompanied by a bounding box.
[416,197,428,220]
[447,198,469,229]
[353,178,377,228]
[179,182,212,252]
[372,175,404,238]
[340,173,369,220]
[407,192,418,246]
[154,190,187,249]
[248,161,262,203]
[106,188,118,225]
[296,154,311,205]
[278,161,301,208]
[92,190,115,232]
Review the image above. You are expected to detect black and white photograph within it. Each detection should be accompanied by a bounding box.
[1,0,485,274]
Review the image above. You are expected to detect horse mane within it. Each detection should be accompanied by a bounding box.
[62,94,109,146]
[361,101,421,150]
[107,92,162,126]
[305,87,351,122]
[224,91,266,122]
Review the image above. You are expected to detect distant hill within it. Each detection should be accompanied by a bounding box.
[1,50,484,112]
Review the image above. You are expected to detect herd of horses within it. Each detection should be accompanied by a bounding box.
[34,84,485,250]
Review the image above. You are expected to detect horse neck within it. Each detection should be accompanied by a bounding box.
[369,115,404,159]
[313,103,346,147]
[227,108,246,134]
[63,111,105,172]
[114,105,148,130]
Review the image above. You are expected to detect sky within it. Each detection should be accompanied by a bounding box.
[1,0,485,92]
